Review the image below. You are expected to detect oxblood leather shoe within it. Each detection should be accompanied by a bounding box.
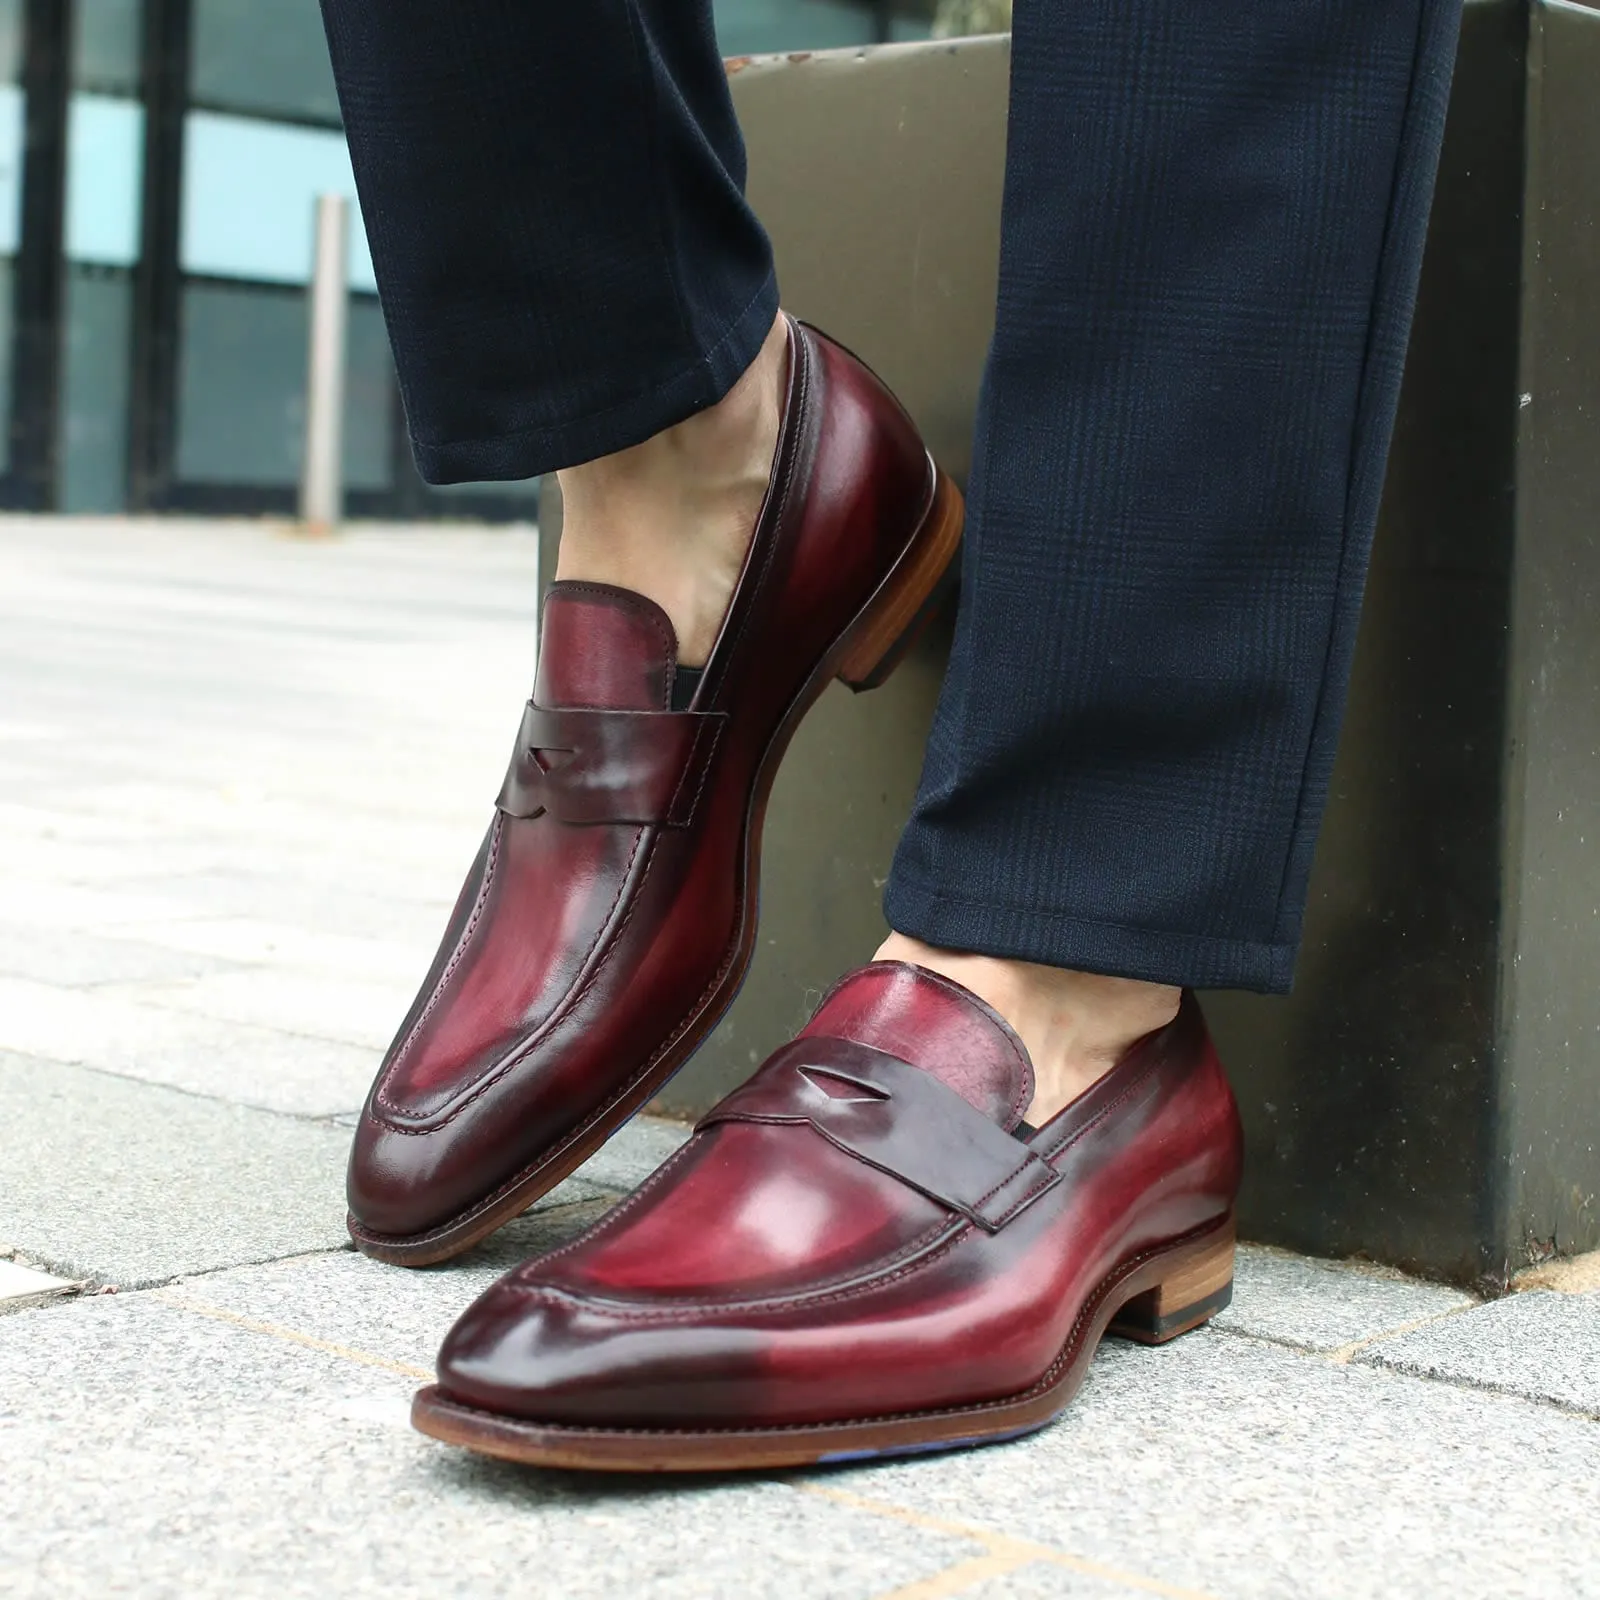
[411,961,1244,1470]
[347,319,963,1265]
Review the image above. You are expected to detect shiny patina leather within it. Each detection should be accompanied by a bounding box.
[699,1037,1062,1230]
[430,962,1244,1431]
[347,318,941,1252]
[494,704,728,826]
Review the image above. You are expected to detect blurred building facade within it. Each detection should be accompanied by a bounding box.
[0,0,935,518]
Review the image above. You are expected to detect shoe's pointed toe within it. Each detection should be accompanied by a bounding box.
[346,1111,460,1243]
[434,1279,765,1427]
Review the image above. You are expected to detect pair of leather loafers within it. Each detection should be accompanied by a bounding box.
[347,316,1244,1471]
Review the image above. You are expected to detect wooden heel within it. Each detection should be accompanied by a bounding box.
[835,468,965,692]
[1108,1222,1236,1346]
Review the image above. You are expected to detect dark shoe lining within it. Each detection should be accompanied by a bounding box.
[670,665,704,712]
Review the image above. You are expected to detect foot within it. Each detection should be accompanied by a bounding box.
[414,961,1241,1471]
[873,932,1181,1125]
[554,313,789,667]
[345,320,961,1264]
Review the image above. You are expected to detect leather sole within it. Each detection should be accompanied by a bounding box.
[409,1213,1236,1471]
[346,463,965,1268]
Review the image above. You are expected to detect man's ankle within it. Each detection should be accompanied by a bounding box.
[553,315,788,665]
[872,931,1181,1125]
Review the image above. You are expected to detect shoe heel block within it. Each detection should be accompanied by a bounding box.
[1107,1220,1236,1346]
[835,467,964,693]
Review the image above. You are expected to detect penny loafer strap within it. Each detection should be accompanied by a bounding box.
[698,1037,1061,1232]
[496,703,728,827]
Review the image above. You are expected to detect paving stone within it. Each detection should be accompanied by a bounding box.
[1211,1242,1476,1352]
[14,518,1600,1599]
[0,1293,974,1600]
[167,1199,617,1372]
[829,1331,1600,1599]
[953,1563,1155,1598]
[85,916,431,985]
[100,872,455,950]
[1,1051,350,1286]
[1357,1287,1600,1415]
[0,974,377,1116]
[0,920,248,988]
[104,969,424,1055]
[0,1260,77,1312]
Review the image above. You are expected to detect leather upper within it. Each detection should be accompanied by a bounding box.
[433,962,1245,1429]
[347,318,936,1239]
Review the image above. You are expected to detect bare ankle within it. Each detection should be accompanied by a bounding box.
[873,932,1181,1126]
[554,315,788,666]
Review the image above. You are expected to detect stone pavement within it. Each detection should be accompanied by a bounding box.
[2,516,1598,1599]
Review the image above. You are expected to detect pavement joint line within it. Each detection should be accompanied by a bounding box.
[150,1289,435,1382]
[3,993,399,1067]
[1213,1317,1600,1424]
[791,1483,1220,1600]
[2,1239,360,1297]
[1324,1301,1488,1365]
[867,1550,1036,1599]
[0,1042,370,1127]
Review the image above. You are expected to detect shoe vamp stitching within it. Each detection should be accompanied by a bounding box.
[372,819,654,1126]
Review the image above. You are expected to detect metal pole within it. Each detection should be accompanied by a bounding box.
[300,193,349,535]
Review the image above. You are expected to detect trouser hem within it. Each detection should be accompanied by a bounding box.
[883,874,1297,995]
[409,272,781,484]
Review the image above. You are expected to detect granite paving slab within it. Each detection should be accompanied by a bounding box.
[1,1051,351,1286]
[0,919,249,988]
[1357,1286,1600,1415]
[0,1294,975,1600]
[0,973,376,1116]
[831,1330,1600,1599]
[162,1200,616,1373]
[951,1564,1168,1598]
[1212,1243,1477,1353]
[102,968,424,1055]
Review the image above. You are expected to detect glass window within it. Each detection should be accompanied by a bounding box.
[175,281,391,492]
[0,80,21,255]
[190,0,340,124]
[0,0,20,83]
[181,110,376,290]
[73,0,141,94]
[714,0,878,54]
[66,94,144,267]
[60,269,133,511]
[0,0,21,475]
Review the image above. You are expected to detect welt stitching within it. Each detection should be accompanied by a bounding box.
[374,818,505,1114]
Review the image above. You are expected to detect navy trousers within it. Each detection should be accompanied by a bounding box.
[320,0,1462,993]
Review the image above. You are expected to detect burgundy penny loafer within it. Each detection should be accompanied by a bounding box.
[412,961,1244,1470]
[347,319,963,1265]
